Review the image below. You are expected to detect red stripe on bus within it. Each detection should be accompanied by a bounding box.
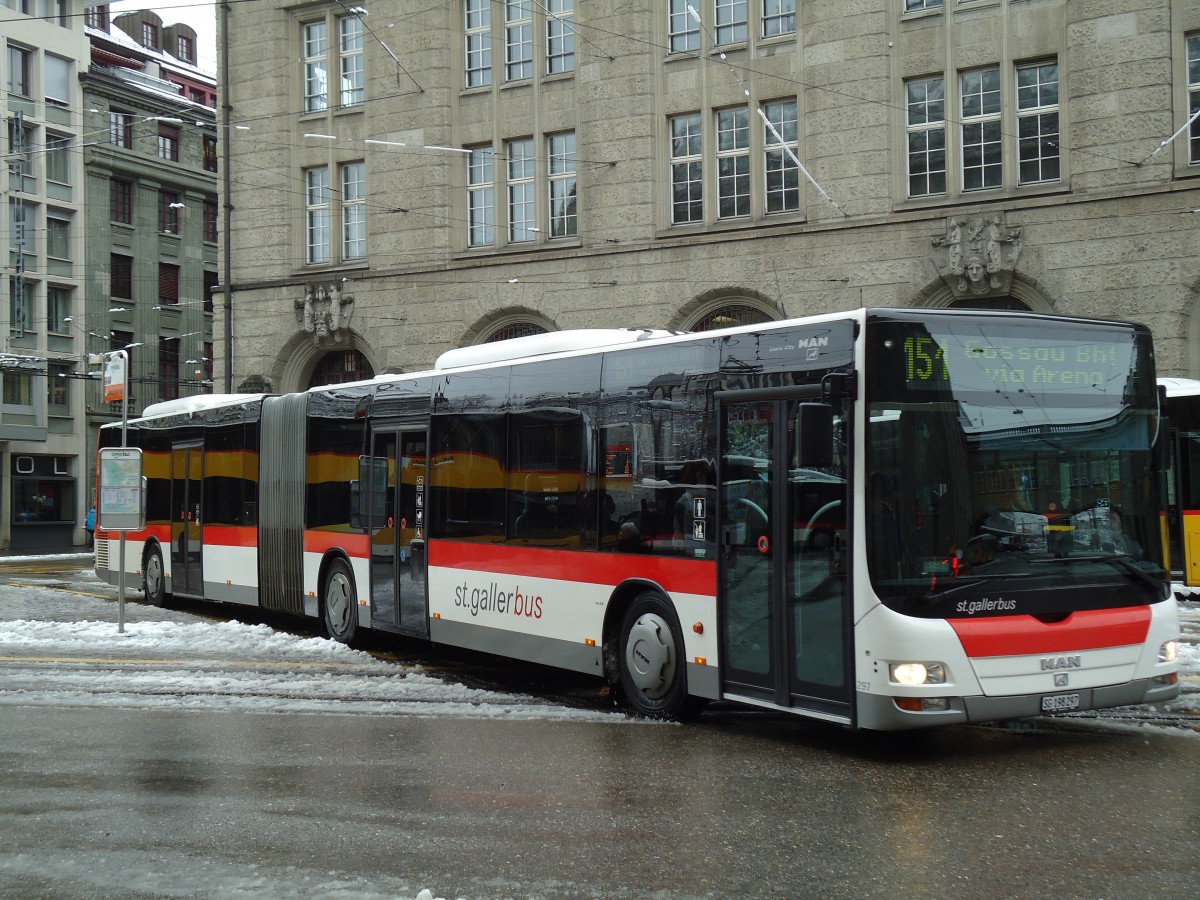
[1182,509,1200,517]
[97,523,170,543]
[430,541,717,596]
[304,531,370,557]
[202,525,257,547]
[949,607,1151,658]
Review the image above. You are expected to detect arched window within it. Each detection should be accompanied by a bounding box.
[307,349,374,389]
[688,303,776,332]
[484,322,549,343]
[948,297,1031,312]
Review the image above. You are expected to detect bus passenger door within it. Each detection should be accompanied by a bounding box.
[170,443,203,597]
[718,394,852,721]
[368,426,429,637]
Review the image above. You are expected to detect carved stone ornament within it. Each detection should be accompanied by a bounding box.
[931,214,1023,297]
[295,282,354,346]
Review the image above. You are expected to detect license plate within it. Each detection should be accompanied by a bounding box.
[1041,692,1080,712]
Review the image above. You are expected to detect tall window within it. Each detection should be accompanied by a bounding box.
[45,132,70,183]
[762,0,796,37]
[159,263,179,306]
[467,145,495,247]
[1188,34,1200,165]
[904,0,943,10]
[177,35,195,63]
[548,132,577,237]
[763,99,799,213]
[44,54,70,105]
[85,6,109,29]
[7,278,32,339]
[668,0,700,53]
[546,0,574,74]
[670,114,703,224]
[110,254,133,300]
[159,337,180,401]
[716,107,750,219]
[1016,61,1059,184]
[339,16,364,107]
[505,1,533,82]
[507,138,536,242]
[715,0,748,45]
[465,0,492,87]
[46,214,70,259]
[7,45,31,97]
[960,67,1002,191]
[47,285,70,334]
[305,166,331,263]
[203,135,217,172]
[109,110,133,148]
[110,178,132,224]
[203,200,217,243]
[9,198,34,253]
[48,361,71,411]
[905,76,946,197]
[203,271,217,314]
[341,162,366,260]
[142,22,160,50]
[303,21,329,112]
[157,124,179,161]
[159,191,181,234]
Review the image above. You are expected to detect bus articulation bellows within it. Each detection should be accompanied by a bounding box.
[96,310,1180,729]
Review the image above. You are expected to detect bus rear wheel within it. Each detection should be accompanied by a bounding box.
[142,545,169,607]
[618,592,695,720]
[322,558,358,644]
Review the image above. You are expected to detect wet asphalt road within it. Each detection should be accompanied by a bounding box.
[0,556,1198,898]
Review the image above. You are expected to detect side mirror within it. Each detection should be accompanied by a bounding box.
[797,402,834,469]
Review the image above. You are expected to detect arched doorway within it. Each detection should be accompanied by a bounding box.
[307,348,374,389]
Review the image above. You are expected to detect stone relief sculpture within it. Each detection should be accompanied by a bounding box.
[296,282,354,345]
[932,214,1022,297]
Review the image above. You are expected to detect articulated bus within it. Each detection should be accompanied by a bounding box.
[96,309,1181,729]
[1159,377,1200,598]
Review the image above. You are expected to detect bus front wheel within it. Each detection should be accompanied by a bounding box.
[618,592,694,720]
[322,558,358,644]
[142,545,168,607]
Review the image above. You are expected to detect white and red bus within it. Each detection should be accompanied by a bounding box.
[96,308,1181,729]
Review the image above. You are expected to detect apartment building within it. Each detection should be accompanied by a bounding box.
[2,0,89,549]
[80,6,218,530]
[0,3,215,550]
[221,1,1200,394]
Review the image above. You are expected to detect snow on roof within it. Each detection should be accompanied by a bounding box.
[434,329,677,370]
[138,393,263,420]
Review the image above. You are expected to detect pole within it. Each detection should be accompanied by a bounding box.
[220,0,234,392]
[116,350,129,634]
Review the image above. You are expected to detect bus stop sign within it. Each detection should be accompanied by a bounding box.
[98,448,145,532]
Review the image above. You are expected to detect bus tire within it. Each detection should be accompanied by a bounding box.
[142,545,169,607]
[618,592,696,720]
[322,558,358,644]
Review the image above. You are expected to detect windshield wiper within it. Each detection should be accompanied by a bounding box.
[1040,554,1166,594]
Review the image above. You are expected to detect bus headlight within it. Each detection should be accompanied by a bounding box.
[889,662,946,686]
[1159,641,1178,664]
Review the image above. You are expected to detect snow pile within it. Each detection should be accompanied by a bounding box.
[0,617,623,722]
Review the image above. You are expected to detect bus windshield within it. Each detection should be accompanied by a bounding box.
[864,312,1166,618]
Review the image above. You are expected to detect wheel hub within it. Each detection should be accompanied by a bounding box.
[625,613,675,699]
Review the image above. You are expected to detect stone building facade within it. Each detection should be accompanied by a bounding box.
[221,0,1200,392]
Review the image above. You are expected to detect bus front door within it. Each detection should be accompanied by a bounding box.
[170,443,203,598]
[718,395,852,722]
[368,426,429,637]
